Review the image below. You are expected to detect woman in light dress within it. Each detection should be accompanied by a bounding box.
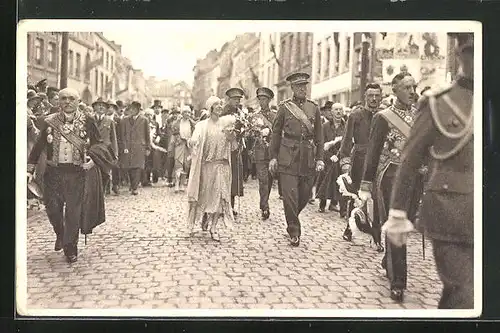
[186,96,237,241]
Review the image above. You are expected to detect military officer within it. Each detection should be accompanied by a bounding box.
[27,88,102,263]
[223,87,245,215]
[384,33,474,309]
[251,87,277,220]
[269,72,324,247]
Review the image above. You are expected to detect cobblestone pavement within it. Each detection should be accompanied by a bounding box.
[25,179,442,310]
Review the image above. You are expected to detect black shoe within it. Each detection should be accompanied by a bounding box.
[308,199,315,204]
[342,228,352,242]
[375,242,384,253]
[112,185,119,195]
[290,236,300,247]
[318,207,325,213]
[201,215,209,231]
[390,288,404,303]
[233,210,238,216]
[105,188,111,195]
[142,183,152,187]
[132,189,139,195]
[54,236,62,252]
[328,203,340,212]
[66,254,77,264]
[261,209,270,220]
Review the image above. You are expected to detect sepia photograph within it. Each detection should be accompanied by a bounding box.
[16,20,482,318]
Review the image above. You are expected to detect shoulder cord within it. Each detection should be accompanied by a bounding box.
[429,95,474,160]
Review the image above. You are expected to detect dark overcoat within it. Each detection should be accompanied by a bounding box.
[119,115,151,169]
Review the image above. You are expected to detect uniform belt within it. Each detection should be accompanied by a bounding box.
[283,133,314,142]
[48,163,82,169]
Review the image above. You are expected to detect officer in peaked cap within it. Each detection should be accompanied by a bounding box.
[384,32,474,309]
[35,79,48,93]
[269,72,324,247]
[223,87,245,116]
[252,86,277,220]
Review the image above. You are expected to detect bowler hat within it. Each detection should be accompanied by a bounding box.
[286,72,310,85]
[107,100,119,110]
[92,97,108,107]
[35,79,47,88]
[256,87,274,99]
[323,101,333,109]
[225,87,244,99]
[116,100,124,108]
[129,101,142,110]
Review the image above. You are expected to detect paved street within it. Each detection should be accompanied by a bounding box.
[25,179,442,310]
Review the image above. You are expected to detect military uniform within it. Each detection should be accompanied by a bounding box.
[389,76,474,308]
[252,87,277,219]
[27,109,101,262]
[269,73,324,245]
[360,102,421,298]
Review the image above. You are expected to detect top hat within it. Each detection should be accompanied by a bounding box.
[116,100,124,108]
[323,101,333,109]
[151,99,163,109]
[286,72,310,85]
[256,87,275,99]
[92,97,108,107]
[225,87,244,99]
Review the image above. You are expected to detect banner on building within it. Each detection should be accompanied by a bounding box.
[382,59,421,84]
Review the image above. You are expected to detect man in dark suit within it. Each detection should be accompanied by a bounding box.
[384,33,474,309]
[93,98,118,195]
[119,101,151,195]
[269,72,324,247]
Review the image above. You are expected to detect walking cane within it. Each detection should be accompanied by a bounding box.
[422,232,425,260]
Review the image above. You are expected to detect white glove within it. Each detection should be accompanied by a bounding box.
[261,128,270,137]
[330,155,339,163]
[358,190,372,202]
[27,172,34,183]
[316,160,325,172]
[82,157,95,170]
[154,136,161,144]
[323,142,331,151]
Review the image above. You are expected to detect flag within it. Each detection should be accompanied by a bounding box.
[269,43,281,67]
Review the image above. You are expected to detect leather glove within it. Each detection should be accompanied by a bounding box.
[382,209,415,247]
[269,158,278,174]
[358,190,372,202]
[316,160,325,172]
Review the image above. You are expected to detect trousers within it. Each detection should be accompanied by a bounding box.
[127,168,142,190]
[433,239,474,309]
[256,162,273,211]
[43,165,85,256]
[280,173,315,238]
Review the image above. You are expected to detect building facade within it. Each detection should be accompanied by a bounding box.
[258,32,281,103]
[92,33,120,101]
[192,49,219,112]
[27,32,60,89]
[172,82,193,109]
[311,32,355,107]
[67,32,96,104]
[276,32,314,103]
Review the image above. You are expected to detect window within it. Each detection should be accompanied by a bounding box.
[68,50,74,76]
[325,37,331,78]
[334,33,340,74]
[95,70,99,94]
[34,38,43,65]
[47,42,56,68]
[316,42,322,79]
[100,72,104,96]
[76,53,81,78]
[345,37,351,72]
[106,52,109,70]
[27,35,31,61]
[85,53,91,81]
[111,55,114,71]
[306,33,313,63]
[289,34,295,71]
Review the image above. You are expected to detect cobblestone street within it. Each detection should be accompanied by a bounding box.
[25,179,442,310]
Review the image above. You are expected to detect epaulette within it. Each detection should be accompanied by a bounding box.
[306,99,318,106]
[423,83,453,99]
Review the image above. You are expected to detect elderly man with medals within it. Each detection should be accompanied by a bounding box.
[27,88,114,264]
[358,73,422,302]
[251,87,277,220]
[384,33,474,309]
[269,72,324,247]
